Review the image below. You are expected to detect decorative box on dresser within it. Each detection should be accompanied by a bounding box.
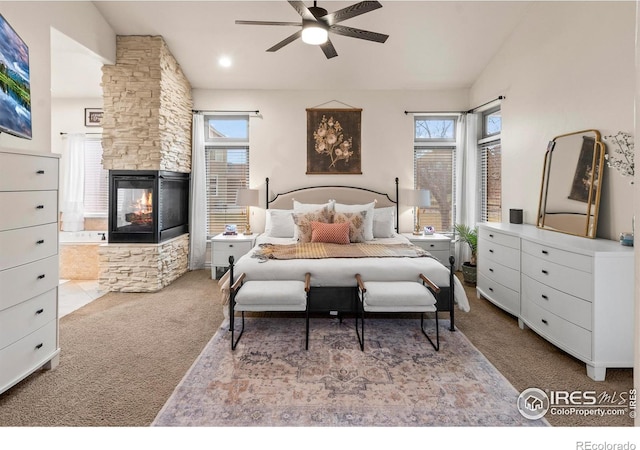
[477,222,634,381]
[0,149,61,394]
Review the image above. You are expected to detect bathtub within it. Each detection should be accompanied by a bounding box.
[59,231,107,280]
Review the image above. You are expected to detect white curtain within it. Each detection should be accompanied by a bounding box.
[60,133,85,231]
[454,113,479,268]
[189,113,207,270]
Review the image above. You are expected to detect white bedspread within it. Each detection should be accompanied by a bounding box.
[231,233,470,312]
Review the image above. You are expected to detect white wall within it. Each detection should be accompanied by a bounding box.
[193,88,469,233]
[470,1,635,241]
[0,1,114,154]
[51,97,104,155]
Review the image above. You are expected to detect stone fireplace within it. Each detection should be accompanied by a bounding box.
[99,35,193,292]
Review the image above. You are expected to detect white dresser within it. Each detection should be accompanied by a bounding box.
[477,222,634,381]
[0,149,61,394]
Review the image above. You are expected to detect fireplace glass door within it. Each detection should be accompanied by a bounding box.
[109,173,158,242]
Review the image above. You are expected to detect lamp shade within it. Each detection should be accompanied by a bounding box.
[411,189,431,208]
[235,188,260,207]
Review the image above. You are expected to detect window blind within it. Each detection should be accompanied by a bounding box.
[83,137,108,216]
[205,146,250,236]
[479,141,502,222]
[414,146,456,233]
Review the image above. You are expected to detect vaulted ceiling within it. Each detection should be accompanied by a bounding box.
[52,1,534,97]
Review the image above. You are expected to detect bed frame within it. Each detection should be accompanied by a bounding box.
[252,177,456,330]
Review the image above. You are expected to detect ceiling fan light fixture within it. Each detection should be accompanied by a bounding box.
[302,24,328,45]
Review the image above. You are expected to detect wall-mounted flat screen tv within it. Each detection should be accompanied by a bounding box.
[0,13,31,140]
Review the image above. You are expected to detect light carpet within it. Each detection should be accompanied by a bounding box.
[153,317,548,427]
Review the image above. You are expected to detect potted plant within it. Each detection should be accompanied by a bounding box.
[454,223,478,285]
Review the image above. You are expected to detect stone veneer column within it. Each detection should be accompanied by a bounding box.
[99,36,193,292]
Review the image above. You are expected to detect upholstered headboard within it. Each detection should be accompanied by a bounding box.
[265,177,399,232]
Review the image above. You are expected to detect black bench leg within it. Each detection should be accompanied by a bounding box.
[231,311,245,351]
[421,311,440,351]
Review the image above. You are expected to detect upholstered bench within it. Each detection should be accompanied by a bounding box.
[355,274,440,351]
[228,256,311,350]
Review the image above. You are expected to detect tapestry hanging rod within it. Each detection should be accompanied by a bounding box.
[404,95,505,115]
[192,109,260,115]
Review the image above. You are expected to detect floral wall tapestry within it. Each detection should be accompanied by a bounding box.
[306,108,362,174]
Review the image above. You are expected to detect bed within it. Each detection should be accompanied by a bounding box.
[226,178,470,331]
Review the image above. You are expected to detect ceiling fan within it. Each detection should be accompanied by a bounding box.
[235,1,389,59]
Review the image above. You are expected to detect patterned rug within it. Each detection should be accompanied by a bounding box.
[152,317,548,426]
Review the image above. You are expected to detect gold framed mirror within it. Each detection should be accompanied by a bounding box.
[536,129,605,238]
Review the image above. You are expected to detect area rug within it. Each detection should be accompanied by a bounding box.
[152,317,548,426]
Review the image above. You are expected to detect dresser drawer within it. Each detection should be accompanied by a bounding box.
[0,289,57,350]
[478,227,520,249]
[0,319,57,392]
[0,223,58,271]
[522,252,592,301]
[0,191,58,231]
[411,240,450,252]
[212,240,253,266]
[478,238,520,269]
[477,272,520,316]
[0,153,58,192]
[521,274,591,330]
[0,255,59,311]
[521,297,591,360]
[521,239,592,273]
[478,259,519,292]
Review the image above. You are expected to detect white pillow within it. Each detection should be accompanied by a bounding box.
[335,201,375,241]
[265,209,295,238]
[373,207,395,238]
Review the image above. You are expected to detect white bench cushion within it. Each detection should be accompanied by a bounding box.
[362,281,437,313]
[234,280,307,312]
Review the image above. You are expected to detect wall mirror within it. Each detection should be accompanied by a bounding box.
[536,129,605,238]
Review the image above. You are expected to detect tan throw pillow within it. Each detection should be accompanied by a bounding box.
[333,211,368,243]
[292,206,333,243]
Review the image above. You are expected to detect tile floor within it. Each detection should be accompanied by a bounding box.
[58,279,105,318]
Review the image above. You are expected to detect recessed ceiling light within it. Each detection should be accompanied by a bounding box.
[219,56,232,68]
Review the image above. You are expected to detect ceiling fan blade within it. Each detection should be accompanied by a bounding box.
[236,20,301,26]
[266,29,303,52]
[324,1,383,26]
[329,25,388,43]
[320,39,338,59]
[288,1,315,20]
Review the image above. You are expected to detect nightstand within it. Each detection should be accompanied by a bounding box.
[211,233,257,279]
[402,232,452,263]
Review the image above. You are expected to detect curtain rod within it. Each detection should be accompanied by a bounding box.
[193,109,260,115]
[404,96,504,115]
[59,132,102,135]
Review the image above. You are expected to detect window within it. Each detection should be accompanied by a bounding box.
[414,115,458,233]
[83,136,108,216]
[204,115,250,237]
[479,107,502,222]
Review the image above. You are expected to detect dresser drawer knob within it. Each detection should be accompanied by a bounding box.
[37,274,46,279]
[36,239,45,245]
[488,287,494,292]
[489,268,494,272]
[489,234,494,238]
[229,244,234,248]
[541,250,549,255]
[541,319,548,325]
[541,294,548,300]
[36,204,45,209]
[489,249,494,253]
[35,308,44,315]
[541,270,549,275]
[35,343,43,350]
[430,244,435,247]
[36,170,45,174]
